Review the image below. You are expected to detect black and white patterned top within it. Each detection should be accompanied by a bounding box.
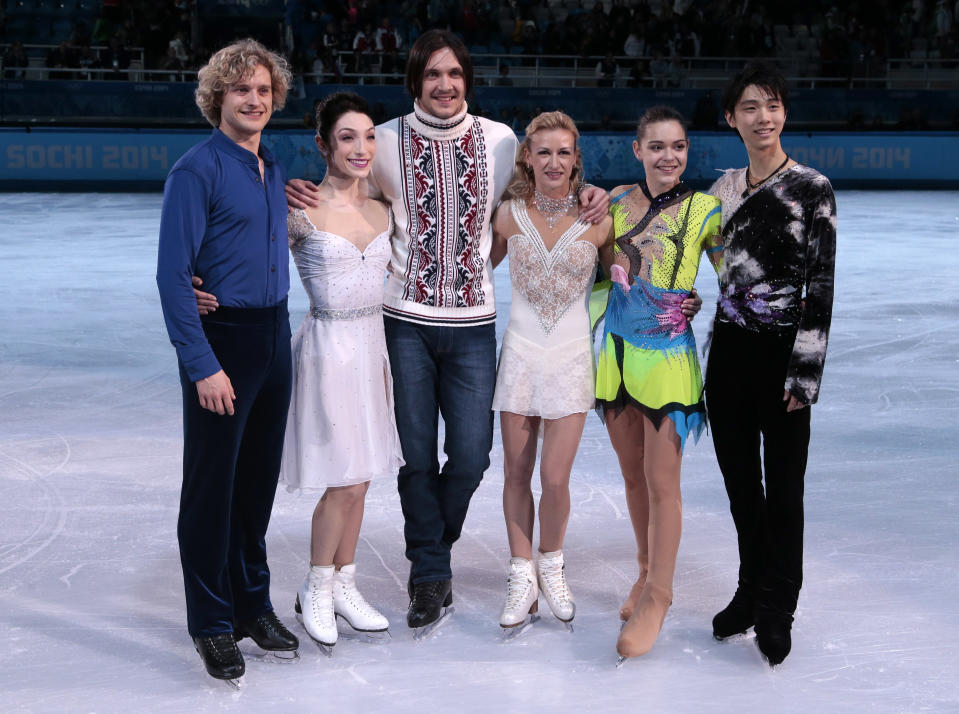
[708,164,837,405]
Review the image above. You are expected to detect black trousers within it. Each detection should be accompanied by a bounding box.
[176,300,292,637]
[704,319,810,619]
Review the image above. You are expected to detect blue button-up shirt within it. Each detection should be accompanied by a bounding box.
[156,129,289,382]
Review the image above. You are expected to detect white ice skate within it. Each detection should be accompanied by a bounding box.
[333,563,390,643]
[499,557,539,638]
[294,564,337,656]
[537,550,575,629]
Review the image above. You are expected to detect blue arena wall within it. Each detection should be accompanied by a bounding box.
[1,127,956,190]
[3,80,958,128]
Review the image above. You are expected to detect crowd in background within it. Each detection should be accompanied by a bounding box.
[1,0,957,83]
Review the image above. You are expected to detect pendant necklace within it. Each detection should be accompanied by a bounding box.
[532,188,577,230]
[742,155,789,199]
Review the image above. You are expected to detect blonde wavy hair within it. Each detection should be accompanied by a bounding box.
[507,111,584,201]
[195,39,292,127]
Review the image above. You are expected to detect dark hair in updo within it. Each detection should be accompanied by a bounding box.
[315,91,373,145]
[636,105,688,140]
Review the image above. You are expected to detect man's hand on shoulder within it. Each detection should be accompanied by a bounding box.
[578,184,610,224]
[196,370,235,416]
[286,179,321,209]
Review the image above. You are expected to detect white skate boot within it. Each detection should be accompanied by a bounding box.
[537,550,575,628]
[499,557,539,632]
[294,564,337,655]
[333,563,390,642]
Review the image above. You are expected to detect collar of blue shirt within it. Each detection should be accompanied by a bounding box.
[211,128,276,168]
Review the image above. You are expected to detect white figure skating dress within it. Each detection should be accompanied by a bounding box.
[279,209,404,490]
[492,199,598,419]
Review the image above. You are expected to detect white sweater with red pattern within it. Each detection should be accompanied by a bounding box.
[372,102,518,327]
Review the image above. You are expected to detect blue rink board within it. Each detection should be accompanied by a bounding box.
[0,127,955,189]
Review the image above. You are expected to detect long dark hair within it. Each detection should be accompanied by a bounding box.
[404,29,474,101]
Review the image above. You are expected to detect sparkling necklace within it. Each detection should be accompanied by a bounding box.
[742,155,790,198]
[532,188,577,230]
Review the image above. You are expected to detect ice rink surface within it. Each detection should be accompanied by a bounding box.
[1,191,957,713]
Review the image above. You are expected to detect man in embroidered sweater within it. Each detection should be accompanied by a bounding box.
[288,30,608,632]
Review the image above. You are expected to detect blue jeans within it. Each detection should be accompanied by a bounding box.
[384,317,496,584]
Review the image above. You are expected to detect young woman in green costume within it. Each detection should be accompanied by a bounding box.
[595,106,723,659]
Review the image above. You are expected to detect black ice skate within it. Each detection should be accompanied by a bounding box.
[712,587,756,641]
[407,578,454,640]
[235,611,300,663]
[194,633,245,689]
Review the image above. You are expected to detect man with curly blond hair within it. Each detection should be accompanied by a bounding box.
[156,39,299,684]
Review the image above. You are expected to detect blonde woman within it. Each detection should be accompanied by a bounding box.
[488,111,612,630]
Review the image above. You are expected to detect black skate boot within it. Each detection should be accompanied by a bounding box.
[712,586,755,640]
[194,633,245,682]
[407,579,453,636]
[755,613,792,667]
[235,611,300,662]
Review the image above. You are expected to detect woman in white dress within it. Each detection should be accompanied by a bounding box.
[280,92,404,650]
[489,111,612,629]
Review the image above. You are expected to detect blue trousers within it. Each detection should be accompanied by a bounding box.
[384,317,496,584]
[177,301,291,637]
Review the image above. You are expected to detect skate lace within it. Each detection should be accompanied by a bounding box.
[308,579,335,626]
[207,633,240,664]
[251,612,294,639]
[504,571,533,610]
[340,583,379,618]
[411,581,445,607]
[540,562,572,605]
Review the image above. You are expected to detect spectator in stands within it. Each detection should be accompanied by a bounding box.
[624,23,647,58]
[3,41,28,80]
[353,21,375,72]
[323,21,343,52]
[649,48,669,87]
[936,0,954,39]
[160,45,186,81]
[627,59,649,88]
[314,47,343,83]
[170,31,191,65]
[596,52,618,87]
[376,17,403,76]
[46,42,78,80]
[493,63,513,86]
[77,43,102,81]
[100,35,131,80]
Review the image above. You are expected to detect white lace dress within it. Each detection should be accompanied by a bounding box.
[491,199,598,419]
[278,209,404,491]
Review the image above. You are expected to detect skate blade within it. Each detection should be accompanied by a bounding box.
[305,639,335,657]
[500,613,539,642]
[242,649,300,664]
[335,615,391,644]
[224,677,243,691]
[412,605,455,641]
[615,655,627,669]
[295,611,336,657]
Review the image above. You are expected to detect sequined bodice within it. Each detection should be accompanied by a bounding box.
[288,208,391,312]
[504,199,597,342]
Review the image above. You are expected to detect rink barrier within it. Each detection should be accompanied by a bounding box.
[0,127,957,190]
